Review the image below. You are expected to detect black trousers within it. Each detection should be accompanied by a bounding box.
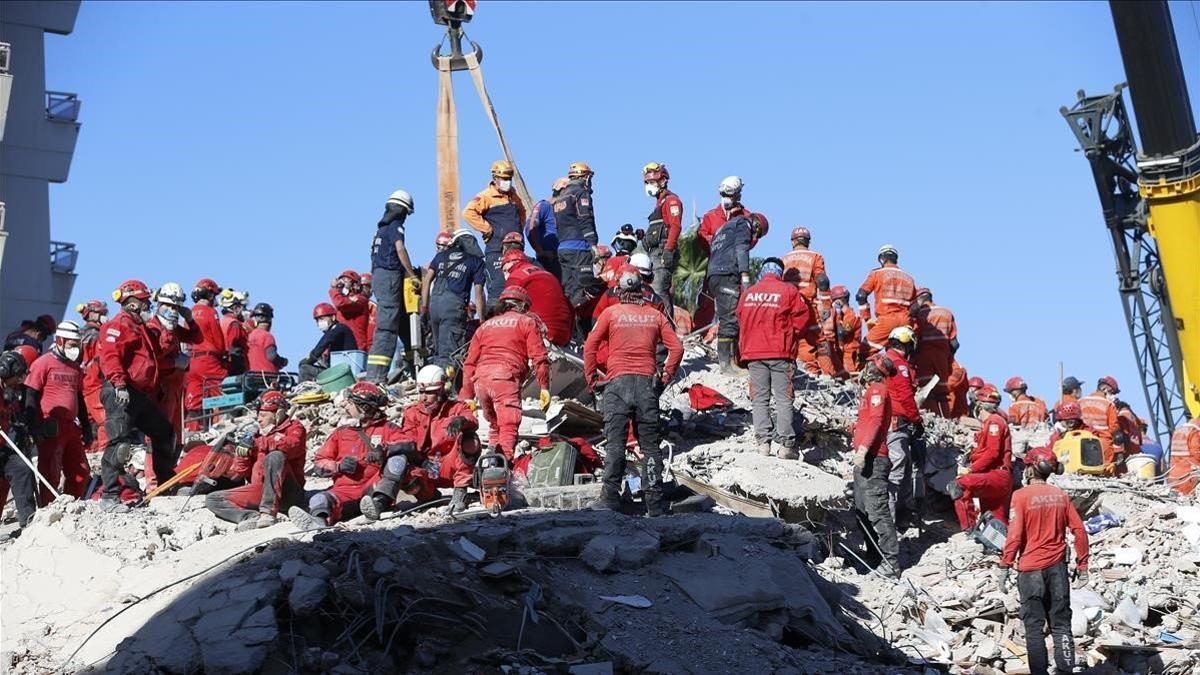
[1017,559,1075,675]
[2,447,37,526]
[100,382,177,499]
[600,374,664,514]
[709,273,741,339]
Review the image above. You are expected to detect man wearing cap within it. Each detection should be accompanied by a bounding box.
[463,160,528,300]
[1078,376,1126,472]
[1056,376,1083,410]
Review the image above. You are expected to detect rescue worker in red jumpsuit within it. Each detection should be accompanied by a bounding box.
[501,249,573,347]
[831,285,863,374]
[1169,416,1200,495]
[77,300,108,452]
[1006,377,1048,427]
[97,280,177,512]
[1078,376,1126,472]
[361,365,481,519]
[246,303,287,373]
[948,386,1013,530]
[910,287,957,415]
[641,162,683,320]
[966,375,986,416]
[1047,401,1094,448]
[0,350,38,529]
[206,391,307,529]
[856,244,917,353]
[289,382,396,529]
[146,283,201,484]
[185,279,227,430]
[998,446,1090,675]
[460,286,550,459]
[584,271,683,516]
[883,326,924,520]
[329,270,371,353]
[737,259,809,459]
[24,321,90,504]
[463,160,528,300]
[218,289,249,376]
[590,256,672,379]
[694,176,768,330]
[851,354,899,577]
[361,272,377,353]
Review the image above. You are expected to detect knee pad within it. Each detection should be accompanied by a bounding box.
[308,492,334,518]
[383,455,408,480]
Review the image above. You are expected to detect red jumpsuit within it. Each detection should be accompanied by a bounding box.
[211,419,308,516]
[1001,482,1089,571]
[1169,418,1200,495]
[80,320,107,452]
[955,411,1013,530]
[329,287,371,352]
[1009,396,1048,427]
[857,263,916,351]
[884,348,920,426]
[220,313,248,373]
[460,310,550,458]
[853,381,892,458]
[395,398,479,489]
[598,254,630,289]
[25,352,89,503]
[312,420,395,523]
[146,315,201,486]
[912,303,956,406]
[836,304,863,373]
[505,257,574,347]
[1078,391,1121,468]
[694,203,768,328]
[185,303,227,428]
[246,326,280,373]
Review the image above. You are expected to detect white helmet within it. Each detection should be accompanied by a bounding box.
[55,320,82,342]
[416,364,447,393]
[629,252,652,276]
[218,288,243,310]
[450,228,476,247]
[718,176,744,196]
[877,244,899,258]
[387,189,414,214]
[155,282,186,307]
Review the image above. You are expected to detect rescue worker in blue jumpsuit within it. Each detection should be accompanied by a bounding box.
[462,160,527,302]
[553,162,599,332]
[366,189,419,383]
[420,229,487,369]
[526,177,568,281]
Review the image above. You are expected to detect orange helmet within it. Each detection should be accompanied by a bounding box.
[976,386,1002,404]
[1055,401,1082,422]
[568,161,593,178]
[968,377,985,389]
[830,285,850,301]
[502,231,525,247]
[552,176,570,193]
[642,162,669,182]
[112,280,152,304]
[491,160,515,179]
[1099,375,1120,393]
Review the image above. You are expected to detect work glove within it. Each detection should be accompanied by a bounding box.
[539,389,551,411]
[852,446,868,471]
[446,416,469,436]
[462,398,478,412]
[114,387,130,408]
[235,445,252,459]
[339,456,359,475]
[660,371,674,387]
[238,428,257,447]
[81,424,94,446]
[365,446,383,466]
[448,486,468,516]
[994,567,1011,589]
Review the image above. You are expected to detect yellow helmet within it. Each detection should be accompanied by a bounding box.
[491,160,515,179]
[643,162,669,182]
[888,325,917,345]
[568,161,593,178]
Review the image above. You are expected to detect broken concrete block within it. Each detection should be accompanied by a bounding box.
[279,559,329,583]
[288,576,328,617]
[580,532,660,572]
[192,598,256,638]
[235,605,279,646]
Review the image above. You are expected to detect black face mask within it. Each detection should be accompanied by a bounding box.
[380,204,409,226]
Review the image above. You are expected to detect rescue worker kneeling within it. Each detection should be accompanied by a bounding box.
[206,391,307,529]
[361,365,481,519]
[948,385,1012,530]
[290,382,403,530]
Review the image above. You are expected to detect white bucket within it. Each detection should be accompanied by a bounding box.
[1125,454,1157,481]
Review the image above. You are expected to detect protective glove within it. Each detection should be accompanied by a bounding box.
[236,445,252,459]
[660,371,673,387]
[114,387,130,408]
[238,429,256,448]
[339,456,359,475]
[446,416,469,436]
[995,567,1011,588]
[365,446,383,466]
[852,446,868,470]
[539,389,551,411]
[448,486,468,516]
[463,398,478,412]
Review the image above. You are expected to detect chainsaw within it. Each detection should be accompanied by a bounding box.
[475,451,511,516]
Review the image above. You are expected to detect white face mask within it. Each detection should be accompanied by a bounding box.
[498,179,513,192]
[158,306,180,324]
[721,196,735,208]
[318,318,333,331]
[139,310,154,323]
[645,182,660,198]
[64,346,81,362]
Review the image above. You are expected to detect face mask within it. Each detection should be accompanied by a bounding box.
[498,179,513,192]
[721,196,735,208]
[64,346,81,362]
[645,183,659,197]
[318,319,333,331]
[159,306,180,324]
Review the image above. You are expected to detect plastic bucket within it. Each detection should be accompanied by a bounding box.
[315,363,356,394]
[1125,454,1157,481]
[330,350,366,378]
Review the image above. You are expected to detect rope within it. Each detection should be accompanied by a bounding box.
[435,58,461,233]
[463,51,535,214]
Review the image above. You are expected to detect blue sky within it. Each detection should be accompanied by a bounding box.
[43,1,1200,437]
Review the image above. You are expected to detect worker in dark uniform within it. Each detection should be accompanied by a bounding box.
[463,160,527,300]
[705,212,757,373]
[642,162,683,321]
[299,303,357,382]
[420,229,487,369]
[999,446,1090,675]
[553,162,600,331]
[0,350,38,531]
[526,177,568,280]
[366,189,418,384]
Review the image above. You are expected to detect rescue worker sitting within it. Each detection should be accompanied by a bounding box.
[948,386,1013,531]
[290,382,397,530]
[206,391,307,530]
[501,249,574,347]
[851,354,900,578]
[361,365,481,519]
[998,446,1090,675]
[299,303,357,382]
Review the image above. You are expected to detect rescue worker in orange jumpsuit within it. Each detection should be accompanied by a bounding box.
[812,281,847,378]
[98,280,176,512]
[584,271,683,516]
[361,365,481,519]
[642,162,683,320]
[782,226,827,375]
[218,289,249,376]
[851,354,899,577]
[831,285,863,374]
[77,300,108,452]
[24,321,91,504]
[737,259,809,459]
[910,287,957,415]
[1056,376,1083,410]
[1005,377,1047,427]
[246,303,287,373]
[1169,416,1200,495]
[460,286,550,459]
[948,386,1012,530]
[463,160,528,300]
[856,244,917,353]
[146,283,201,482]
[694,176,769,330]
[501,249,573,347]
[185,279,227,430]
[1114,400,1142,458]
[329,270,371,353]
[998,446,1090,675]
[206,391,307,529]
[946,361,970,418]
[1078,376,1127,471]
[290,382,398,529]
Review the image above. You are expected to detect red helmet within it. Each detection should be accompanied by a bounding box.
[14,344,38,369]
[643,162,669,183]
[346,381,388,412]
[435,231,453,248]
[790,226,811,242]
[1055,401,1082,422]
[112,280,152,304]
[502,231,525,247]
[976,386,1002,404]
[194,278,220,295]
[868,353,897,377]
[967,376,985,389]
[1004,377,1027,392]
[1025,446,1060,477]
[312,302,336,319]
[501,249,527,270]
[360,272,372,285]
[593,244,612,260]
[1099,375,1120,393]
[830,285,850,301]
[915,287,932,300]
[76,300,108,318]
[257,390,289,413]
[338,270,361,284]
[498,285,531,307]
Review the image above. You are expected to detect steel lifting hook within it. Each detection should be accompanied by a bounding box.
[429,0,483,71]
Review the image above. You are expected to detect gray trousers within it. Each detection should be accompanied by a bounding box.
[649,249,676,322]
[709,273,741,339]
[428,291,466,368]
[748,359,795,447]
[853,453,900,573]
[367,266,405,380]
[888,420,924,512]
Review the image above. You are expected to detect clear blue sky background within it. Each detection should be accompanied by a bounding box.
[42,1,1200,438]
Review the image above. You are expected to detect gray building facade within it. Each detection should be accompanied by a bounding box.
[0,0,82,333]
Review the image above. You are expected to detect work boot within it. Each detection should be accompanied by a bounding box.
[235,513,275,532]
[288,506,328,532]
[448,487,468,516]
[359,494,388,521]
[587,495,621,512]
[99,498,130,514]
[716,339,735,374]
[776,443,799,460]
[758,440,773,456]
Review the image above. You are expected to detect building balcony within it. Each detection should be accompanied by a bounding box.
[46,91,80,122]
[50,240,77,274]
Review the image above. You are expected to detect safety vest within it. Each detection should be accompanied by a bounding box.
[1171,421,1200,460]
[1078,395,1114,434]
[782,249,821,297]
[644,189,678,253]
[917,305,955,344]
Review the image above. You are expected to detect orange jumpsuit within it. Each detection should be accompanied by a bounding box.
[946,361,970,418]
[1078,391,1121,469]
[1169,418,1200,495]
[812,291,844,377]
[835,304,863,373]
[1116,408,1142,457]
[1009,396,1048,427]
[857,263,916,350]
[912,303,956,409]
[780,248,825,302]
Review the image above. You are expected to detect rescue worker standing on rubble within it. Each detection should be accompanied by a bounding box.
[362,365,481,519]
[948,386,1013,530]
[998,446,1090,675]
[463,160,528,300]
[421,229,487,369]
[782,226,827,375]
[460,286,551,459]
[246,303,287,373]
[218,289,249,376]
[554,162,600,331]
[1079,376,1127,472]
[526,177,567,280]
[147,283,201,467]
[98,280,177,512]
[0,350,38,529]
[1169,415,1200,495]
[367,189,419,383]
[706,210,758,374]
[206,391,307,529]
[882,326,923,520]
[77,300,108,451]
[736,259,810,459]
[857,245,917,353]
[585,270,683,517]
[641,163,683,320]
[851,354,900,578]
[1006,377,1047,427]
[910,288,957,415]
[501,249,573,347]
[694,176,769,329]
[24,321,90,504]
[185,279,227,429]
[832,286,863,374]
